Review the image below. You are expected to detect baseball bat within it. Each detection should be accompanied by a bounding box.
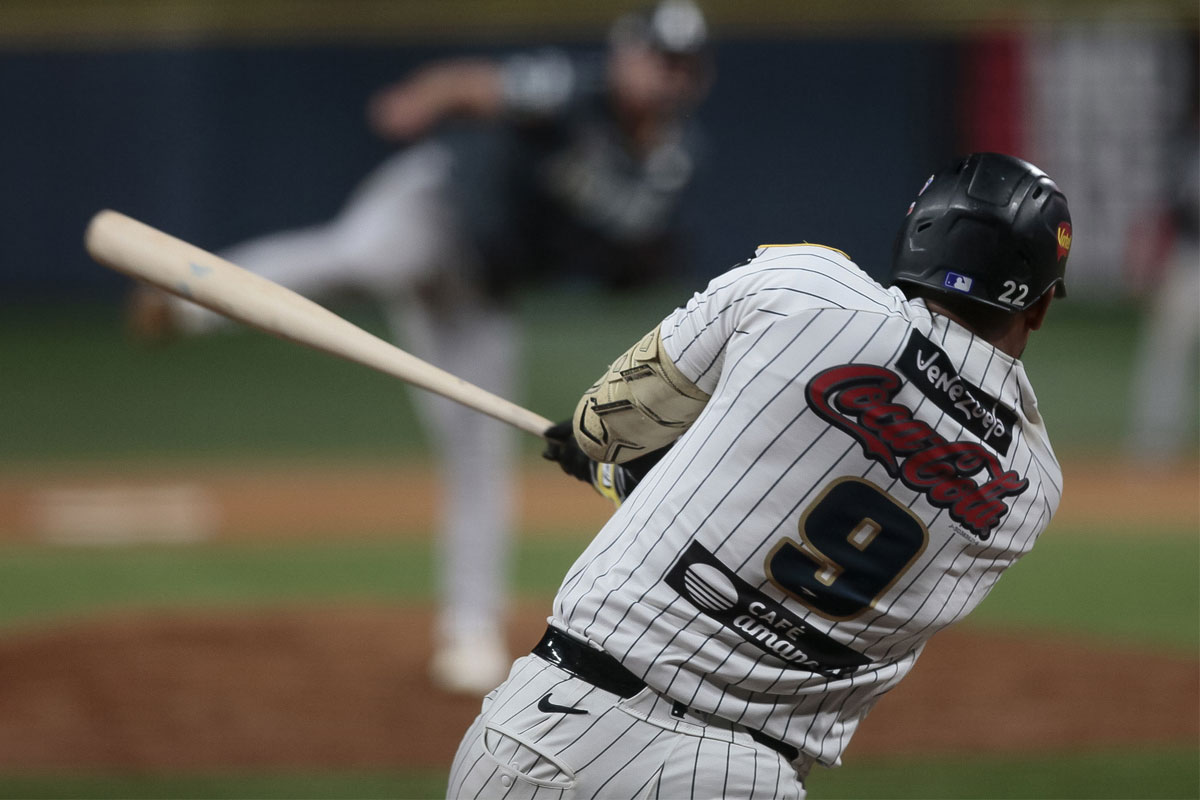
[84,209,555,438]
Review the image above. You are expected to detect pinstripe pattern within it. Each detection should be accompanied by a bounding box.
[447,655,805,798]
[540,244,1062,775]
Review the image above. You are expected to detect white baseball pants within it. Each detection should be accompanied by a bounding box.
[447,653,809,799]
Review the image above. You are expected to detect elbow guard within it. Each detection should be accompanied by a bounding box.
[574,325,710,463]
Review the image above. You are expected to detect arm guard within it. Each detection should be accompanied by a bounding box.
[573,325,710,463]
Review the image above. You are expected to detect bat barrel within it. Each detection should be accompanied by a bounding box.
[85,209,556,439]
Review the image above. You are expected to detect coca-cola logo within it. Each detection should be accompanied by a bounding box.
[805,363,1028,539]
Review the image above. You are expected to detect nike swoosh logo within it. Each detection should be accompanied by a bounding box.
[537,693,588,715]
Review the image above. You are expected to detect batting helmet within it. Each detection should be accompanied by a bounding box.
[891,152,1073,311]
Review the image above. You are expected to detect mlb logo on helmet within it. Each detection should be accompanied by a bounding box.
[1056,222,1072,260]
[944,272,973,293]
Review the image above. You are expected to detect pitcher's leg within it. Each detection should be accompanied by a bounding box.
[1127,248,1200,460]
[390,297,519,694]
[168,144,456,334]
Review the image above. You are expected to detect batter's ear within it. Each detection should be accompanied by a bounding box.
[1026,289,1054,332]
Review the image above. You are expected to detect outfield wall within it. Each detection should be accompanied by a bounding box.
[0,2,1193,299]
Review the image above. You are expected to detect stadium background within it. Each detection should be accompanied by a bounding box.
[0,1,1196,797]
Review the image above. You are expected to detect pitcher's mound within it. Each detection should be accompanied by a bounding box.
[0,605,1194,769]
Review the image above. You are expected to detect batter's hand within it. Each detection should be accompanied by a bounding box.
[542,419,592,483]
[543,419,671,507]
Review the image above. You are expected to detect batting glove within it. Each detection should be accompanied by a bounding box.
[542,419,668,507]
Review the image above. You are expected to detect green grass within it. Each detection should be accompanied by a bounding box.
[806,746,1200,800]
[0,522,1194,650]
[0,770,447,800]
[965,524,1199,650]
[0,302,427,462]
[0,289,681,464]
[0,535,590,630]
[1,747,1195,800]
[1,293,1182,463]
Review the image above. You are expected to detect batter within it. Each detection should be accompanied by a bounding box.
[450,152,1073,797]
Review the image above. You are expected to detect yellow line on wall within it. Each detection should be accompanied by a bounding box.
[1,0,1195,50]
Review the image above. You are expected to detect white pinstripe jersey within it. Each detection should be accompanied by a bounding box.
[551,243,1062,767]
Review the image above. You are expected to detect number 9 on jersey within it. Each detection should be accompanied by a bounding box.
[766,478,929,619]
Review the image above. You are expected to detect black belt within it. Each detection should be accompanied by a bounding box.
[532,627,800,763]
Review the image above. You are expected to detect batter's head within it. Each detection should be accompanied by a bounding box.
[891,152,1072,312]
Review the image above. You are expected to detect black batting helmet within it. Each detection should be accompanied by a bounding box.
[891,152,1072,311]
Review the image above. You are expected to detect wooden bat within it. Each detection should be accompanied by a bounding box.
[84,209,555,438]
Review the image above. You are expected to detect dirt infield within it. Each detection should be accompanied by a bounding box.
[0,604,1195,770]
[0,458,1195,770]
[0,457,1196,543]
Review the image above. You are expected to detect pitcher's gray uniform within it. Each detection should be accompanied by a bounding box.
[140,1,713,696]
[449,153,1072,798]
